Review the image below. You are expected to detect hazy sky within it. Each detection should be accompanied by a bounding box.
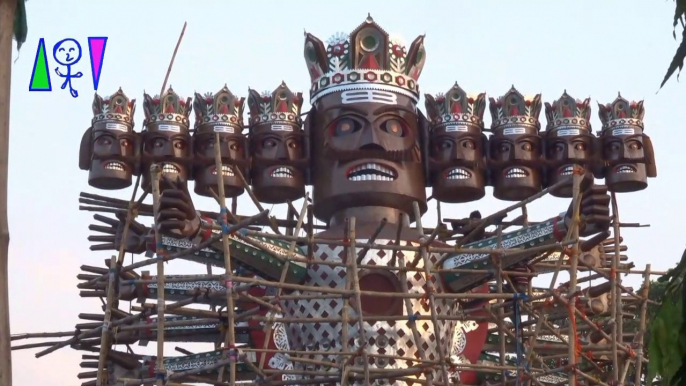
[6,0,685,384]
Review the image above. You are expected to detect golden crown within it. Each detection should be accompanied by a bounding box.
[142,87,192,132]
[193,86,245,134]
[91,88,136,132]
[544,91,592,134]
[424,83,486,132]
[304,15,426,105]
[488,86,542,132]
[247,81,303,129]
[597,93,645,134]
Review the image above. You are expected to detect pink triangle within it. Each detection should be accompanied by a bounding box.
[88,37,108,90]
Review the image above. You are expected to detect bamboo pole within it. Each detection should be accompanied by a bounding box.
[149,165,166,386]
[565,167,583,385]
[610,191,624,383]
[210,133,238,385]
[633,264,651,385]
[0,0,17,384]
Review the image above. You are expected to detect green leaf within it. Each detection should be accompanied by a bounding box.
[12,0,27,51]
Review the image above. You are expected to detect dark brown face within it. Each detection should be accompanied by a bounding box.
[141,130,191,189]
[79,124,138,190]
[488,128,543,201]
[192,131,248,198]
[600,128,653,192]
[250,125,306,203]
[544,129,595,197]
[429,127,486,203]
[309,92,426,222]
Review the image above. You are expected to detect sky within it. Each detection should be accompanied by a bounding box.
[5,0,686,384]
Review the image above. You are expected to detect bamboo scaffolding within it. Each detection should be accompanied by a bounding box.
[15,157,660,386]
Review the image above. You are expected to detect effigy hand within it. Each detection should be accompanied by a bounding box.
[88,212,150,254]
[564,184,612,237]
[155,176,200,239]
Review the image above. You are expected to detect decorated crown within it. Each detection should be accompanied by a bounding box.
[142,87,192,132]
[543,91,592,134]
[91,88,136,132]
[247,82,303,131]
[597,93,645,135]
[424,83,486,132]
[193,86,245,135]
[488,86,542,132]
[303,14,426,105]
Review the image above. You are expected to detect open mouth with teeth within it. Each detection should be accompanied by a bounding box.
[504,167,529,179]
[558,165,575,176]
[104,161,125,172]
[161,163,180,174]
[612,164,637,174]
[444,167,472,180]
[212,165,234,177]
[270,167,294,179]
[346,162,398,182]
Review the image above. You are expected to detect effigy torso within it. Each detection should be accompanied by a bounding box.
[282,234,461,385]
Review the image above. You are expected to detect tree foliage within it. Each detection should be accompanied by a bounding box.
[647,249,686,385]
[12,0,27,51]
[659,0,686,89]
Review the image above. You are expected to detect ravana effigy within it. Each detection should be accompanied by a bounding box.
[13,14,661,386]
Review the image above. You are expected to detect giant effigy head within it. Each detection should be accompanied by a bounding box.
[596,94,656,192]
[247,82,306,204]
[79,88,139,190]
[141,87,193,188]
[192,86,248,198]
[425,83,487,203]
[543,91,596,197]
[303,15,430,223]
[487,86,543,201]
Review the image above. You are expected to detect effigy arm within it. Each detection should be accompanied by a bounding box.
[440,213,569,293]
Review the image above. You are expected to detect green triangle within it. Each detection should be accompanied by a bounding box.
[29,38,52,91]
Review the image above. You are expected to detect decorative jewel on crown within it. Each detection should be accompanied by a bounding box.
[142,86,192,131]
[544,91,592,134]
[424,83,486,131]
[247,82,303,129]
[597,93,645,134]
[303,14,426,104]
[91,88,136,132]
[489,86,542,132]
[193,86,245,134]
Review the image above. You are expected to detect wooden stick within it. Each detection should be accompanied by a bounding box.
[633,264,651,385]
[149,164,166,386]
[0,0,17,383]
[346,217,371,385]
[610,190,624,382]
[159,22,187,96]
[211,133,238,385]
[565,167,583,385]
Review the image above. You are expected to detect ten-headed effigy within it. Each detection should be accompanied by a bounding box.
[12,15,662,386]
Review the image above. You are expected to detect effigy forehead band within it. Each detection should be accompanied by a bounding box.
[340,89,399,105]
[445,125,469,133]
[104,122,128,132]
[312,83,418,106]
[555,128,582,137]
[271,124,294,132]
[158,124,182,133]
[503,127,528,136]
[611,127,636,136]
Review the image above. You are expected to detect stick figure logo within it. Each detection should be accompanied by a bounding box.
[53,38,83,98]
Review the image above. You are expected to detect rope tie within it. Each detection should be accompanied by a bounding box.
[408,313,419,323]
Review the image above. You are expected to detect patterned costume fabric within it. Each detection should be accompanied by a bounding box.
[282,239,457,385]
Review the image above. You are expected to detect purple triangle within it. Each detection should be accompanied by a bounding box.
[87,37,108,90]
